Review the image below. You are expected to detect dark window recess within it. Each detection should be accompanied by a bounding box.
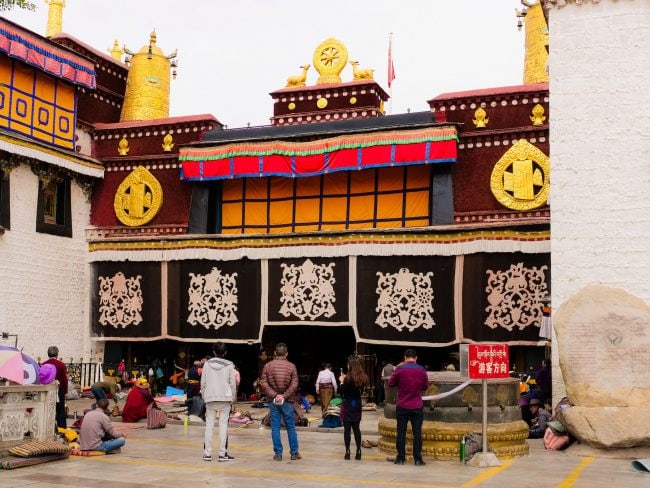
[187,182,222,234]
[36,177,72,237]
[0,170,9,230]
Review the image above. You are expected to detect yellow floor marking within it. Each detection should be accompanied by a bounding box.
[79,456,455,488]
[460,459,514,488]
[556,456,595,488]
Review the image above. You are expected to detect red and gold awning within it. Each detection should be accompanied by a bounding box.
[180,127,457,181]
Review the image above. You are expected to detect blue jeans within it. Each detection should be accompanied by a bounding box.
[396,406,424,461]
[91,386,107,401]
[268,401,299,456]
[97,437,125,452]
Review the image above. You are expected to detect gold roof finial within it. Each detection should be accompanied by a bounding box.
[120,31,178,122]
[45,0,65,38]
[313,38,348,85]
[517,1,549,84]
[108,40,125,62]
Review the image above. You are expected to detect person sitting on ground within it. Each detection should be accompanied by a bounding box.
[528,398,551,438]
[121,378,155,423]
[79,399,126,452]
[90,381,121,410]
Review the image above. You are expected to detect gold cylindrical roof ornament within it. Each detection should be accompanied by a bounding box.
[120,31,177,122]
[523,1,549,84]
[45,0,65,38]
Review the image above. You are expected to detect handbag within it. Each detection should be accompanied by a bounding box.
[543,428,570,450]
[147,403,167,429]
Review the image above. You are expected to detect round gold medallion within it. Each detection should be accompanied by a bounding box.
[288,102,296,110]
[316,98,328,109]
[349,96,357,105]
[114,166,163,226]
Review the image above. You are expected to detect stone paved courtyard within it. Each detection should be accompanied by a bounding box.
[0,420,647,487]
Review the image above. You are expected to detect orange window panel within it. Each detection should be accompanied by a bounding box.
[269,225,293,234]
[221,202,243,228]
[294,223,320,232]
[55,82,75,111]
[11,63,33,95]
[33,100,54,134]
[349,195,374,222]
[375,220,403,229]
[222,179,243,201]
[295,198,320,224]
[269,199,293,226]
[405,191,430,218]
[321,196,347,223]
[348,222,373,230]
[244,178,268,200]
[0,58,12,85]
[322,172,348,195]
[269,177,293,199]
[405,219,429,228]
[378,167,405,192]
[34,72,56,103]
[244,201,268,227]
[349,170,374,194]
[406,165,431,188]
[0,85,10,121]
[11,92,32,125]
[321,223,347,231]
[376,193,403,220]
[296,175,320,197]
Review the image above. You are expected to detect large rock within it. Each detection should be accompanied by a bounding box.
[560,406,650,449]
[554,285,650,407]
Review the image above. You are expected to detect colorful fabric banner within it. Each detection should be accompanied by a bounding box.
[180,127,457,181]
[0,23,96,89]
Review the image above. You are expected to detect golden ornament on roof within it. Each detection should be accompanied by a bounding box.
[117,137,129,156]
[114,166,163,227]
[285,65,310,88]
[490,139,549,211]
[350,60,374,81]
[521,1,549,84]
[313,38,348,84]
[472,107,489,128]
[45,0,65,38]
[162,133,174,152]
[108,39,125,62]
[530,104,546,126]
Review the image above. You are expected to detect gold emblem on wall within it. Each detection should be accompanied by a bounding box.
[472,107,489,128]
[490,139,549,211]
[313,38,348,84]
[530,104,546,126]
[316,98,328,109]
[114,166,163,226]
[162,133,174,152]
[118,137,129,156]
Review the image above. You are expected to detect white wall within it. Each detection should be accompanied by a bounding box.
[549,0,650,398]
[0,164,94,362]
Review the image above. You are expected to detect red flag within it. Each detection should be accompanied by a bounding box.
[388,35,396,88]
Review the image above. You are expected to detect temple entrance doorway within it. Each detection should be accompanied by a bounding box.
[261,325,356,397]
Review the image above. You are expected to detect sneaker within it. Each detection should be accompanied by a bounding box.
[218,454,235,462]
[202,455,212,462]
[414,459,426,466]
[393,458,405,465]
[273,454,282,461]
[290,452,302,460]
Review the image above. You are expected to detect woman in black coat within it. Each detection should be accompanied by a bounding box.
[338,357,369,460]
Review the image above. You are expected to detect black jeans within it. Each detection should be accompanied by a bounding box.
[396,406,424,461]
[56,388,66,428]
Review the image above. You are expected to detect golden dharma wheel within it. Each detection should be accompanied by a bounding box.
[313,37,348,85]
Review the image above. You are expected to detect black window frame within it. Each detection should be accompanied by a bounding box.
[36,176,72,237]
[0,169,9,230]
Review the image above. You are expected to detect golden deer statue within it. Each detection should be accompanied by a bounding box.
[285,64,310,87]
[350,60,374,81]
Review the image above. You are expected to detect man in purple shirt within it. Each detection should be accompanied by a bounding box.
[388,349,428,466]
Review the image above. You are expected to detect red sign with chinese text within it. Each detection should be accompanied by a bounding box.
[468,344,509,379]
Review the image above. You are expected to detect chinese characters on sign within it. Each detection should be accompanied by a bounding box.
[468,344,509,379]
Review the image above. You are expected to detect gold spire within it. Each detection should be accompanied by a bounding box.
[108,40,125,62]
[520,1,549,84]
[45,0,65,38]
[120,31,178,122]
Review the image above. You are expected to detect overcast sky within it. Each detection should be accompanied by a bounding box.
[6,0,526,128]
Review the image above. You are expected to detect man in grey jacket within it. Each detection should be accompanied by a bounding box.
[201,342,237,462]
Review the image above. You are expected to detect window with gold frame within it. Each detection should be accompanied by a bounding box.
[220,166,432,234]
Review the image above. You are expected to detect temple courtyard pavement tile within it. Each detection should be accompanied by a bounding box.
[0,423,647,487]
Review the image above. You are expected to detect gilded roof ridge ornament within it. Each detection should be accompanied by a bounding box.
[108,39,125,62]
[517,0,549,84]
[472,107,489,128]
[313,38,348,85]
[285,65,310,88]
[45,0,65,38]
[350,60,374,81]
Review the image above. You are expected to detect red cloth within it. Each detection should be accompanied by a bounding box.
[121,387,154,423]
[42,358,68,394]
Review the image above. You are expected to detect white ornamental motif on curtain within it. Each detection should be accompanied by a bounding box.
[375,268,435,332]
[484,262,549,331]
[187,267,239,330]
[98,272,143,328]
[279,259,336,320]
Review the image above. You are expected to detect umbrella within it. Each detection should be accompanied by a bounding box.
[0,346,40,385]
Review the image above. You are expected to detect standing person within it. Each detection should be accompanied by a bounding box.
[315,362,337,415]
[535,359,552,407]
[260,342,301,461]
[42,346,68,428]
[338,357,369,460]
[388,349,428,466]
[201,342,236,462]
[79,399,126,452]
